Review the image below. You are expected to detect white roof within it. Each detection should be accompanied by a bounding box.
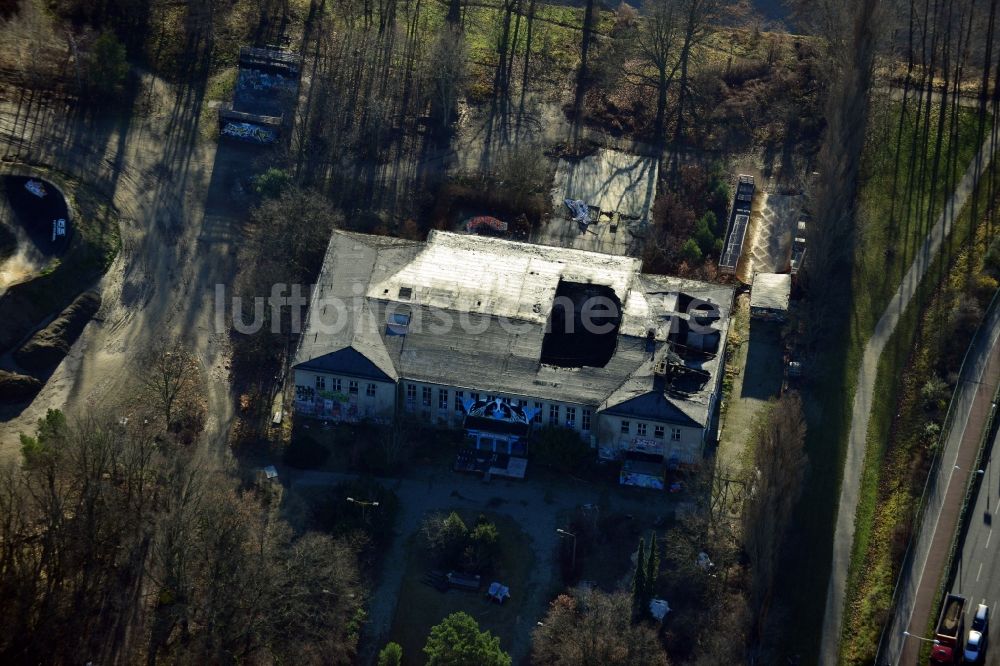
[367,230,641,325]
[750,272,792,312]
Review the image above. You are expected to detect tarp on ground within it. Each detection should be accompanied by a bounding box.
[563,198,590,223]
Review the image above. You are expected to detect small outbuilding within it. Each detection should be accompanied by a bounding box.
[750,272,791,322]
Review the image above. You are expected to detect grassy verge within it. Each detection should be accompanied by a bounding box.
[387,511,534,665]
[774,97,990,663]
[840,166,999,664]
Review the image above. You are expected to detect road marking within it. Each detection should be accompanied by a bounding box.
[978,562,984,581]
[987,530,993,550]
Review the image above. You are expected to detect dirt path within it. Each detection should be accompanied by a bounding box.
[0,74,250,458]
[818,121,1000,665]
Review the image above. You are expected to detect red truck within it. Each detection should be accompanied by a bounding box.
[931,594,967,664]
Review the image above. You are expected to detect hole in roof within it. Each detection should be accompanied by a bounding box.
[540,280,621,369]
[398,286,413,300]
[383,288,389,294]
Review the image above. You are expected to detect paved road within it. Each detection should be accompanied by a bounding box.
[951,420,1000,666]
[819,119,1000,665]
[882,299,1000,664]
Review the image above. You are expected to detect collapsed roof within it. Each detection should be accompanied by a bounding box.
[293,230,734,427]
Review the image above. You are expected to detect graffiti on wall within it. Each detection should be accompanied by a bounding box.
[221,121,277,144]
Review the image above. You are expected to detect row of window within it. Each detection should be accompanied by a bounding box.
[315,376,377,397]
[402,385,595,432]
[620,420,681,441]
[314,377,683,441]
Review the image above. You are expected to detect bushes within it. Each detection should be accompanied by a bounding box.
[533,426,592,474]
[86,32,128,95]
[307,478,399,567]
[283,434,330,469]
[422,512,501,575]
[680,238,702,263]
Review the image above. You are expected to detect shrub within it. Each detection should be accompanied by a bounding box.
[464,520,501,574]
[423,512,469,569]
[377,642,403,666]
[253,168,292,199]
[86,32,127,95]
[693,214,717,255]
[681,238,702,263]
[307,478,399,558]
[533,426,592,474]
[283,434,330,469]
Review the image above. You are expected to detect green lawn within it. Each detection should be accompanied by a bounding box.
[387,511,535,665]
[774,96,991,664]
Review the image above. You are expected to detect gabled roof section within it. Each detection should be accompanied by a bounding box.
[292,231,421,380]
[295,346,395,382]
[598,357,704,427]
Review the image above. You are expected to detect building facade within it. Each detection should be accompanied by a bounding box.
[292,230,734,473]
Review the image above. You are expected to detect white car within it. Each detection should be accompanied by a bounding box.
[965,629,985,662]
[966,604,989,662]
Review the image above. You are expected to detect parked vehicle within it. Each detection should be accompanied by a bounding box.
[965,604,989,663]
[931,594,967,664]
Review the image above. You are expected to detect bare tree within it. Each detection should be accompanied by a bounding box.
[140,342,202,432]
[635,0,682,143]
[429,24,468,129]
[0,0,63,87]
[741,392,807,659]
[532,588,669,666]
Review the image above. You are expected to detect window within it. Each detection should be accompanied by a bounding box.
[671,427,682,442]
[455,391,465,412]
[438,388,449,409]
[471,392,480,402]
[621,420,630,434]
[637,423,647,437]
[349,380,359,394]
[582,409,591,431]
[549,404,560,425]
[315,375,326,391]
[565,407,576,427]
[518,399,527,407]
[533,402,542,424]
[422,386,432,406]
[654,425,665,439]
[406,384,416,401]
[366,383,377,397]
